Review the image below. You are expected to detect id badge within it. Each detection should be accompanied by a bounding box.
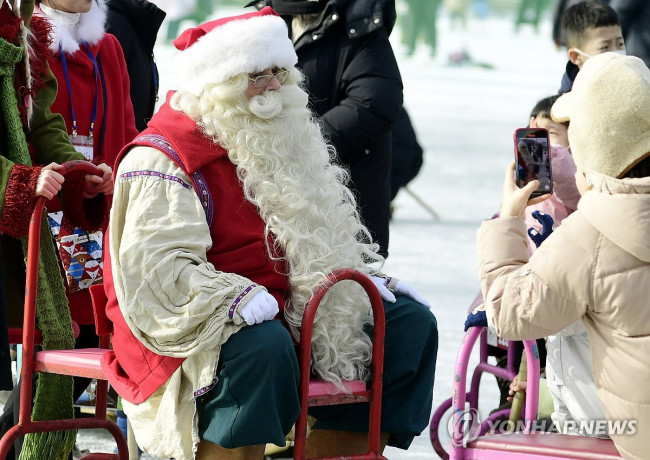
[69,134,94,161]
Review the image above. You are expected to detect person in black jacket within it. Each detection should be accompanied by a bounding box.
[390,106,423,202]
[607,0,650,68]
[105,0,166,132]
[248,0,403,258]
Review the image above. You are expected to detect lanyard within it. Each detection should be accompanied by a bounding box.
[59,42,99,139]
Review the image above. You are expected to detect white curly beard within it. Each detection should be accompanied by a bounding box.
[171,71,385,385]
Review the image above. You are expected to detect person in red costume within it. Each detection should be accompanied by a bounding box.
[33,0,138,404]
[103,7,438,460]
[0,1,113,458]
[35,0,138,169]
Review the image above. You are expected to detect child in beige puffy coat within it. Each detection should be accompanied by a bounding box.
[478,53,650,460]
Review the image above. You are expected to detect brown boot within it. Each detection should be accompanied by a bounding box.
[195,440,265,460]
[305,429,389,457]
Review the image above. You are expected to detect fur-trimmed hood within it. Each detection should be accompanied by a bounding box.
[36,0,107,55]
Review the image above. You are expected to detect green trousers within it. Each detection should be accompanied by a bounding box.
[197,295,438,450]
[197,320,300,448]
[310,295,438,448]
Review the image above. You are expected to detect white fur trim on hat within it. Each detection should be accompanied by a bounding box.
[551,53,650,178]
[174,9,297,96]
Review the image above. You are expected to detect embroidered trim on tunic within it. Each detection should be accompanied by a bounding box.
[194,378,218,398]
[119,170,191,189]
[228,285,257,318]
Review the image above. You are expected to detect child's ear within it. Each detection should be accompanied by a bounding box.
[568,48,584,67]
[529,116,537,128]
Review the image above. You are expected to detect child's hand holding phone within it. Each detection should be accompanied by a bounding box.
[501,162,550,218]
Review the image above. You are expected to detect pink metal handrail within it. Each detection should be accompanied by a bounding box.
[450,327,539,460]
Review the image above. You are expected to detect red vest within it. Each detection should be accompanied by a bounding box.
[101,100,290,403]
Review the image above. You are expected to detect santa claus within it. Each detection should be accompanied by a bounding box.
[102,7,438,460]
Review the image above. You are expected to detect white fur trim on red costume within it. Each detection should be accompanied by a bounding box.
[174,13,297,96]
[37,0,107,55]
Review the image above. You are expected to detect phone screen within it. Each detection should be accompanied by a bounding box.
[514,128,552,197]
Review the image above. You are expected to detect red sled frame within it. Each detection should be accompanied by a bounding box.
[294,268,386,460]
[0,161,128,459]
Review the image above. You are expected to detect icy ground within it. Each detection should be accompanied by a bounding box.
[76,6,567,459]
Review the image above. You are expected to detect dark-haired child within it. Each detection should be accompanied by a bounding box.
[558,0,624,93]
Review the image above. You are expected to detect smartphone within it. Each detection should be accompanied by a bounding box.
[514,128,553,198]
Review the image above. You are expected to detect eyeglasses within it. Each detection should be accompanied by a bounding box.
[249,69,290,88]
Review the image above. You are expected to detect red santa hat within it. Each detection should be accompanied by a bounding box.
[173,7,297,95]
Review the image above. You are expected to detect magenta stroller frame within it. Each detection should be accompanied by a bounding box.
[429,292,521,459]
[448,326,540,459]
[430,294,622,459]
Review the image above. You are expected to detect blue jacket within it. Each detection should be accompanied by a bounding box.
[558,60,579,94]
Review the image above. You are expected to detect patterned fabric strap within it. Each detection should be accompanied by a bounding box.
[134,134,214,227]
[228,285,255,319]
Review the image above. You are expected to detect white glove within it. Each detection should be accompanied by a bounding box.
[370,276,431,308]
[394,281,431,308]
[239,290,279,325]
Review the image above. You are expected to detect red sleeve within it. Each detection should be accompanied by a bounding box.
[104,33,139,170]
[0,164,42,238]
[60,172,106,232]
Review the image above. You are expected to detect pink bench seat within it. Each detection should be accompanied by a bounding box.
[35,348,107,379]
[307,378,368,407]
[466,432,622,459]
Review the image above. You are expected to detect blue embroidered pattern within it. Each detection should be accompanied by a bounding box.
[228,285,257,318]
[194,378,218,398]
[119,170,191,189]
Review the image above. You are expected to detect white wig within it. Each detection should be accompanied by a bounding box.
[171,70,385,384]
